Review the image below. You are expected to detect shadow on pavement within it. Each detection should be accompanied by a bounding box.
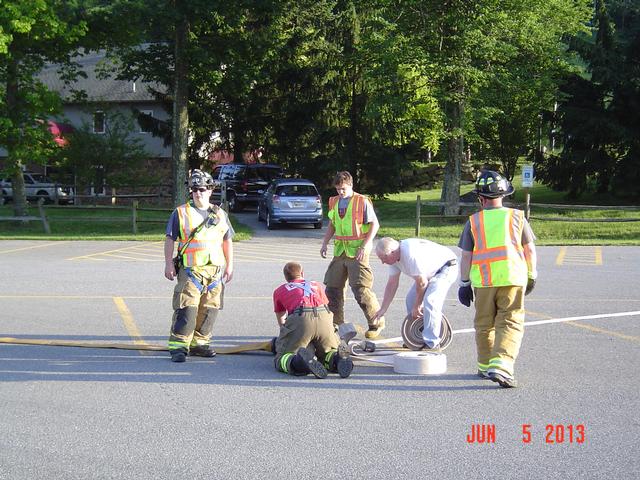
[0,343,493,391]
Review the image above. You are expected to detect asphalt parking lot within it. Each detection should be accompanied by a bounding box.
[1,215,638,480]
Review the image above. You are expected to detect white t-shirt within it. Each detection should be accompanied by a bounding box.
[388,238,456,279]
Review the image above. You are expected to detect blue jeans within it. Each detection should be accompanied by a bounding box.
[405,264,457,348]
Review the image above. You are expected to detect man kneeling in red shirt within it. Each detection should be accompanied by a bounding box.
[273,262,354,378]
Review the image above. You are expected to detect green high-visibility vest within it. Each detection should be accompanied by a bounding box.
[328,193,370,257]
[469,208,527,288]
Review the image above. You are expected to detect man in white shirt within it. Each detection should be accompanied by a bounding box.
[372,237,457,349]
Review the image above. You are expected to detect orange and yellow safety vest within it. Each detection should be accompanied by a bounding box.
[328,193,370,257]
[469,207,527,288]
[176,203,228,267]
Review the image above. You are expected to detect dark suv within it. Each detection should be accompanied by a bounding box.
[210,163,283,212]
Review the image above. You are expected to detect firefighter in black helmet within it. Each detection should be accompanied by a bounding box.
[457,170,538,388]
[163,169,235,362]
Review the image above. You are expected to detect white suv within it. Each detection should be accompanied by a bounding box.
[0,172,74,204]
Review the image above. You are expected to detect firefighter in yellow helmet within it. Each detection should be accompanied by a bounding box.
[320,171,385,339]
[458,170,538,388]
[163,169,234,362]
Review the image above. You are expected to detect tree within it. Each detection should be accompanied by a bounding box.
[0,0,87,216]
[250,0,442,195]
[538,0,640,198]
[322,0,442,195]
[108,0,444,197]
[171,2,190,206]
[52,110,154,190]
[85,0,591,204]
[396,0,591,212]
[102,0,283,204]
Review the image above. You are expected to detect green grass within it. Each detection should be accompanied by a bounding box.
[0,203,251,241]
[374,182,640,246]
[1,182,638,245]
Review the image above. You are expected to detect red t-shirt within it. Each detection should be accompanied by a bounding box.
[272,279,329,314]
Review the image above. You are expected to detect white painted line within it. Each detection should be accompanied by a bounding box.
[504,310,640,329]
[376,310,640,343]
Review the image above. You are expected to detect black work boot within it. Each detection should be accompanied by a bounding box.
[291,347,328,378]
[488,370,518,388]
[189,345,217,357]
[170,350,187,363]
[334,340,354,378]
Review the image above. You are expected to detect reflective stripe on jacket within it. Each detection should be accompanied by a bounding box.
[469,208,527,288]
[177,203,228,267]
[328,193,370,257]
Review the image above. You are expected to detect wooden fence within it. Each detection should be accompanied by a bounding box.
[45,201,171,234]
[415,195,640,237]
[0,199,51,233]
[72,184,172,206]
[0,199,171,234]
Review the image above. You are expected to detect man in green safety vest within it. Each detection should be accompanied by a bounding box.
[458,170,538,388]
[320,171,385,339]
[163,169,234,363]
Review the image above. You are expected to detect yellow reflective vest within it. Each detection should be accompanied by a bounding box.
[469,207,528,288]
[177,203,229,267]
[328,193,370,257]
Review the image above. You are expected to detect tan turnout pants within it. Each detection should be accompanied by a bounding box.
[169,265,224,351]
[323,253,382,327]
[274,307,340,373]
[473,285,525,376]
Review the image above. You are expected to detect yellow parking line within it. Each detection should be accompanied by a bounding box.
[233,255,320,263]
[101,252,158,261]
[595,246,602,265]
[0,294,272,299]
[556,246,602,266]
[125,251,164,258]
[0,241,66,254]
[234,250,318,259]
[68,242,156,260]
[113,297,152,355]
[567,321,639,343]
[0,294,116,299]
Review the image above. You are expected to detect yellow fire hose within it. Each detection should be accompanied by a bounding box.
[1,335,447,372]
[0,337,274,354]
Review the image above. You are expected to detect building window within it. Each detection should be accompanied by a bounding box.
[93,111,105,134]
[139,110,153,133]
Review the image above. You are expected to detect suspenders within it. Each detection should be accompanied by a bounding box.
[285,281,313,298]
[285,281,328,315]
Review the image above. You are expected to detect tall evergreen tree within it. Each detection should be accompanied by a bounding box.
[537,0,640,198]
[396,0,590,212]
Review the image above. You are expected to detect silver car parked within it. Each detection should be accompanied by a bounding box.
[0,171,74,204]
[257,178,323,229]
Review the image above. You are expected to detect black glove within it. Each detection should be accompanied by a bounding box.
[458,284,474,307]
[525,277,536,296]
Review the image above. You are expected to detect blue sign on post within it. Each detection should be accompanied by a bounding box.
[522,165,534,188]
